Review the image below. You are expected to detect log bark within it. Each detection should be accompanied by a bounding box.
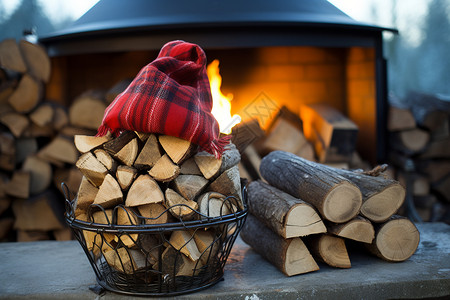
[365,215,420,262]
[230,118,264,153]
[179,157,202,175]
[240,213,319,276]
[94,149,118,173]
[197,192,233,218]
[208,165,242,208]
[194,143,240,180]
[74,176,98,216]
[247,180,326,238]
[326,216,375,243]
[303,234,351,268]
[260,151,362,223]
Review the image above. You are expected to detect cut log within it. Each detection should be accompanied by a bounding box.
[300,103,358,163]
[75,152,108,187]
[365,215,420,262]
[22,155,52,195]
[230,118,265,153]
[74,176,98,216]
[0,111,30,137]
[0,39,27,73]
[194,143,240,180]
[390,128,430,154]
[240,213,319,276]
[157,246,198,277]
[94,149,118,173]
[326,216,375,243]
[104,247,147,274]
[8,74,41,113]
[247,180,326,238]
[208,165,242,209]
[93,174,123,209]
[19,40,51,82]
[103,131,137,155]
[179,157,202,175]
[192,229,220,266]
[169,230,201,262]
[138,234,160,265]
[304,234,351,268]
[171,174,208,201]
[137,203,169,225]
[416,159,450,183]
[115,206,138,247]
[159,135,196,164]
[69,91,106,130]
[52,106,69,130]
[134,134,162,170]
[4,170,30,199]
[197,192,233,218]
[74,134,112,154]
[38,136,79,164]
[115,165,137,190]
[29,103,54,127]
[164,188,198,220]
[148,154,180,182]
[125,174,164,207]
[260,151,362,223]
[262,117,309,155]
[387,106,416,131]
[0,132,15,171]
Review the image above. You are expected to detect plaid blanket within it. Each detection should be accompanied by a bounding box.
[96,40,230,158]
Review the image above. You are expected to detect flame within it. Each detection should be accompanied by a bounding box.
[207,59,241,134]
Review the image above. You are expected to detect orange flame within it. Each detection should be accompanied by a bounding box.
[207,59,241,134]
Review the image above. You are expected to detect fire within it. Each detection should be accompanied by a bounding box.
[207,59,241,134]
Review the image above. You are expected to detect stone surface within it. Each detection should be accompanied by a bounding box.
[0,223,449,299]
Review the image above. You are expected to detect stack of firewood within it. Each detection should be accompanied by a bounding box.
[240,151,420,276]
[72,131,243,276]
[388,92,450,222]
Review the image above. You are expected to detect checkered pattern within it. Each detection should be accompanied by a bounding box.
[96,40,230,158]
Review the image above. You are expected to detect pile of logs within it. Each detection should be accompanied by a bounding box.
[241,151,420,276]
[388,92,450,222]
[72,131,243,276]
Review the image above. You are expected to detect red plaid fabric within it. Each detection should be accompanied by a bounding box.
[96,40,230,158]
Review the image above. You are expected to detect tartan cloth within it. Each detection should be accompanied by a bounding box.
[96,40,230,158]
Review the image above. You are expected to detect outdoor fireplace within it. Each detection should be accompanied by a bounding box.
[40,0,396,164]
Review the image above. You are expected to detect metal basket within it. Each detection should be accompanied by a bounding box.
[63,184,247,296]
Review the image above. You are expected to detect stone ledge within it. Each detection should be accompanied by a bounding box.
[0,223,448,299]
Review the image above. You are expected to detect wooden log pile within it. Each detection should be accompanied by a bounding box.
[387,92,450,222]
[240,151,420,276]
[72,131,244,277]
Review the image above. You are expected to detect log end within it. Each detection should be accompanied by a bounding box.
[323,182,362,223]
[360,184,405,223]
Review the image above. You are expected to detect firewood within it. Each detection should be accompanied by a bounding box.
[106,78,132,103]
[59,126,96,138]
[0,39,27,73]
[0,217,14,240]
[192,229,219,266]
[237,162,251,180]
[19,40,51,82]
[138,234,160,265]
[0,197,12,216]
[75,152,108,187]
[240,213,319,276]
[304,234,351,268]
[179,157,202,175]
[326,216,375,243]
[365,215,420,262]
[0,132,15,171]
[93,174,123,209]
[74,134,112,154]
[79,211,115,255]
[164,188,198,220]
[15,137,38,164]
[104,247,148,274]
[126,174,164,207]
[247,180,326,238]
[137,203,170,225]
[22,155,52,195]
[69,90,106,130]
[22,122,55,139]
[0,111,30,137]
[300,103,358,163]
[54,167,82,198]
[159,135,196,164]
[4,170,30,199]
[416,159,450,183]
[397,172,430,197]
[197,192,234,218]
[115,165,137,190]
[171,174,208,201]
[194,143,240,180]
[260,151,362,223]
[17,230,50,242]
[390,128,430,154]
[230,118,264,153]
[94,149,118,173]
[134,134,162,169]
[8,74,41,113]
[241,144,262,180]
[52,106,69,131]
[406,92,450,130]
[38,136,79,164]
[169,230,201,261]
[29,103,54,127]
[148,154,180,182]
[103,131,137,155]
[53,228,72,241]
[115,206,138,247]
[208,165,242,209]
[263,117,309,155]
[157,246,198,277]
[418,138,450,159]
[74,176,98,216]
[387,106,416,131]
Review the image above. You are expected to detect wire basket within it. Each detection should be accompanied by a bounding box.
[63,184,247,296]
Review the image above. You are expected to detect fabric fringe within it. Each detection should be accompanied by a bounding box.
[205,135,232,159]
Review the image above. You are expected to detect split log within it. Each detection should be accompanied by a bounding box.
[22,155,52,195]
[303,234,351,268]
[115,165,137,190]
[15,137,38,164]
[125,174,164,207]
[52,106,69,131]
[115,206,138,247]
[230,118,264,153]
[113,138,138,166]
[29,103,54,127]
[74,176,98,216]
[197,192,233,218]
[137,203,169,225]
[208,165,242,208]
[75,152,108,187]
[138,234,160,265]
[0,132,15,171]
[169,230,201,262]
[103,131,137,155]
[416,159,450,183]
[389,128,430,154]
[194,143,240,179]
[387,106,416,131]
[240,144,262,180]
[104,247,148,274]
[0,39,27,73]
[159,135,196,164]
[134,134,162,169]
[192,229,219,266]
[164,188,198,220]
[4,170,30,199]
[179,157,202,175]
[171,174,208,201]
[157,246,198,277]
[406,92,450,131]
[69,90,106,130]
[8,74,41,113]
[79,210,115,256]
[260,151,362,223]
[365,215,420,262]
[19,40,51,82]
[326,216,375,243]
[54,167,82,198]
[240,213,319,276]
[94,149,118,173]
[93,174,123,209]
[0,111,30,137]
[38,136,79,165]
[148,154,180,182]
[262,117,309,155]
[74,134,112,154]
[247,180,326,238]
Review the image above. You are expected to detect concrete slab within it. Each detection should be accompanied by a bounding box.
[0,222,448,299]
